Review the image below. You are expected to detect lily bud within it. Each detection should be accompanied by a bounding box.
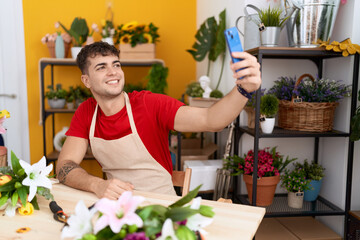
[176,225,196,240]
[0,175,12,185]
[15,182,22,189]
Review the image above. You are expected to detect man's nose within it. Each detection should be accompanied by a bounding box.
[107,66,117,75]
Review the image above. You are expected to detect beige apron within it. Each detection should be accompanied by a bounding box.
[89,92,176,195]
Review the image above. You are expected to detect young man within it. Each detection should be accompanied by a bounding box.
[56,42,261,199]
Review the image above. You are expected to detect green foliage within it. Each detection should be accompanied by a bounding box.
[145,63,168,94]
[187,9,226,63]
[59,17,89,47]
[350,89,360,141]
[123,83,146,93]
[281,167,311,193]
[257,6,289,27]
[260,94,279,117]
[210,89,223,98]
[45,84,67,100]
[246,88,266,108]
[294,160,325,181]
[74,86,92,101]
[185,82,204,98]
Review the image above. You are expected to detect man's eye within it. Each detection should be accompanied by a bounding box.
[114,64,121,68]
[96,66,105,70]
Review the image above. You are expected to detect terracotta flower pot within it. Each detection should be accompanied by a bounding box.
[243,174,280,206]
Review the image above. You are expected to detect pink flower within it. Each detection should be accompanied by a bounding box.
[341,0,347,4]
[94,191,144,234]
[0,117,6,134]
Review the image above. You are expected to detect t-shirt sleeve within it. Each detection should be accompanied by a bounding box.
[142,92,185,131]
[66,98,95,140]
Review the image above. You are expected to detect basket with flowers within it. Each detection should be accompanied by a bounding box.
[61,185,214,240]
[116,21,159,59]
[223,147,296,206]
[268,74,351,132]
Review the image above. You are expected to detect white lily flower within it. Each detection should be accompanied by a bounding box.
[0,199,21,217]
[19,156,53,202]
[61,200,97,239]
[186,197,213,234]
[156,218,178,240]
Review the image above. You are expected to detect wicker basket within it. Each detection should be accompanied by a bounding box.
[278,74,339,132]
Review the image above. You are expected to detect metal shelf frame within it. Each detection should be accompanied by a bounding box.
[232,47,359,239]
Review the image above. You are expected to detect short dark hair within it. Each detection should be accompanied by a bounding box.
[76,41,120,74]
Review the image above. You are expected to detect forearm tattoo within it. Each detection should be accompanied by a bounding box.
[57,162,80,183]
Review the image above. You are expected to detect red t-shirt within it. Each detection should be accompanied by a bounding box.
[66,91,185,174]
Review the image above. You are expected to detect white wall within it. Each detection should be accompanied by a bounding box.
[197,0,360,236]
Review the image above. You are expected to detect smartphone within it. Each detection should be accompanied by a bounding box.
[224,27,244,70]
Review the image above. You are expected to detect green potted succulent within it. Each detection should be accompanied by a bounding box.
[295,160,325,201]
[59,17,89,58]
[350,89,360,141]
[259,94,279,134]
[281,167,311,209]
[45,84,67,109]
[187,9,226,98]
[257,6,289,46]
[145,63,168,94]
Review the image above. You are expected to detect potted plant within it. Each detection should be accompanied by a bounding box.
[59,17,89,59]
[244,88,265,129]
[260,94,279,134]
[295,160,325,201]
[45,84,67,109]
[116,21,159,59]
[74,86,92,108]
[281,167,311,209]
[223,147,297,206]
[187,9,226,98]
[350,89,360,141]
[257,6,289,47]
[66,86,75,110]
[145,63,168,94]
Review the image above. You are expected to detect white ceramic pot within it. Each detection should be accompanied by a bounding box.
[71,47,82,59]
[66,102,75,110]
[48,99,66,109]
[260,117,275,134]
[102,37,114,45]
[288,191,304,209]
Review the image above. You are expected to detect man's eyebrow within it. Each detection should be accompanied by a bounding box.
[94,62,106,68]
[113,60,121,64]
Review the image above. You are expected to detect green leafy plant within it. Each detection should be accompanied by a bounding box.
[257,6,289,27]
[246,88,266,108]
[281,167,311,193]
[66,86,75,103]
[116,22,159,47]
[45,84,67,100]
[123,83,146,93]
[59,17,89,47]
[185,82,204,98]
[74,86,92,101]
[187,9,226,94]
[145,63,168,94]
[210,89,223,98]
[294,160,325,181]
[350,89,360,141]
[260,94,279,117]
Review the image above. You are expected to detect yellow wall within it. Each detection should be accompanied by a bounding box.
[22,0,197,168]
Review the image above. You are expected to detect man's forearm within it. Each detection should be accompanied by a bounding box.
[206,86,248,131]
[57,160,103,194]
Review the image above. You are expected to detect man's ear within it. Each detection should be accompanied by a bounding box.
[81,75,90,88]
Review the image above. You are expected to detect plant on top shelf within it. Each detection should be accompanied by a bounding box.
[59,17,89,47]
[116,21,160,47]
[187,9,226,98]
[257,6,289,28]
[350,89,360,141]
[145,63,168,94]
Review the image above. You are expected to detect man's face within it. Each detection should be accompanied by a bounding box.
[81,54,125,99]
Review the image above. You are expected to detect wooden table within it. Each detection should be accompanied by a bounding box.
[0,184,265,240]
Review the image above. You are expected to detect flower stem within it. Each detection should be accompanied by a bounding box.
[215,53,225,90]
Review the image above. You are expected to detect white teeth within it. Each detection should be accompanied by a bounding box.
[107,80,118,84]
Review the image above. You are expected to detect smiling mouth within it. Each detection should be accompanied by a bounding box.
[106,79,120,85]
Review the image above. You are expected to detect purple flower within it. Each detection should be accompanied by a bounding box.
[124,232,149,240]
